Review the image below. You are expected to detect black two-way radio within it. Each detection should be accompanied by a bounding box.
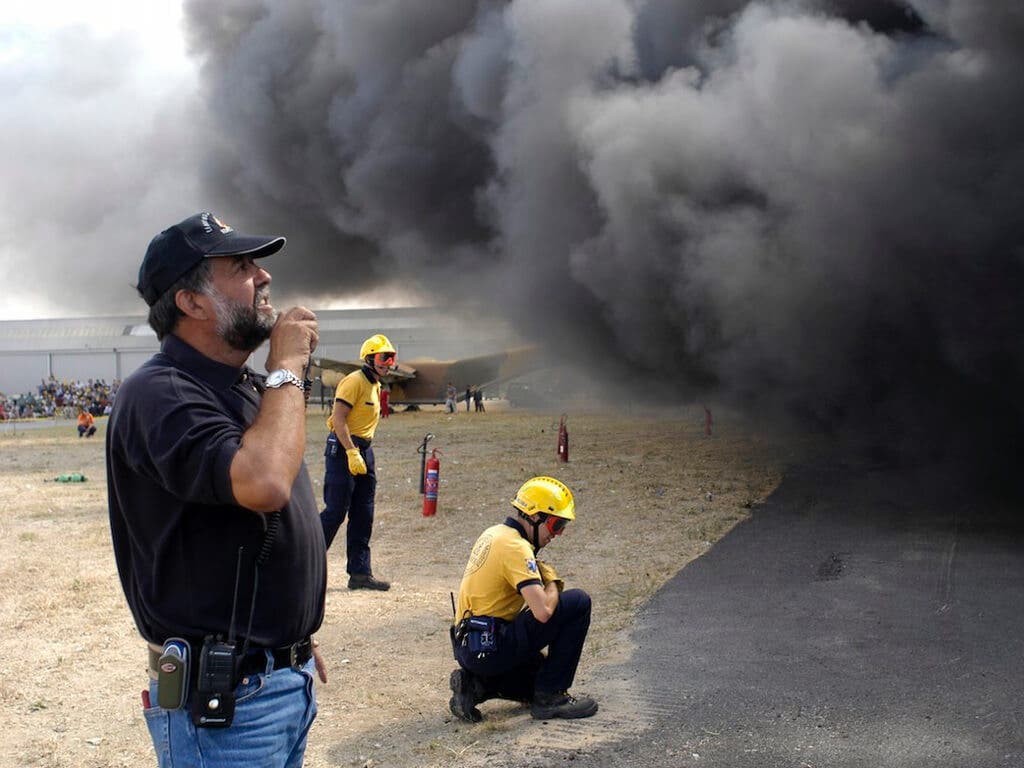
[191,547,246,728]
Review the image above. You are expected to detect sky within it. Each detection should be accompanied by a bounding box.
[1,2,201,319]
[3,1,1023,473]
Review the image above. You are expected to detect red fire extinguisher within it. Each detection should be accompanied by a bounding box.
[557,413,569,463]
[423,448,441,516]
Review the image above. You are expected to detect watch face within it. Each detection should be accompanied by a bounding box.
[266,370,294,388]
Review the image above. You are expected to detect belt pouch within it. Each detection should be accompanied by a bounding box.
[156,638,190,710]
[466,616,498,653]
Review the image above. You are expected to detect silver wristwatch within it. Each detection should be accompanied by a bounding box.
[264,369,305,390]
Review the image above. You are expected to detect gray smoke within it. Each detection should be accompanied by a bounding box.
[183,0,1024,480]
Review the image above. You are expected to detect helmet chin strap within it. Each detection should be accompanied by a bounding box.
[519,512,545,552]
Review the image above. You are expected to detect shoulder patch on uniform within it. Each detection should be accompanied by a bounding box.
[526,558,538,573]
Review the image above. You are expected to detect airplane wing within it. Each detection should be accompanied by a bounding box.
[309,356,418,391]
[310,346,547,406]
[385,363,418,382]
[386,346,548,405]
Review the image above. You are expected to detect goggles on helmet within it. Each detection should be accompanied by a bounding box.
[545,515,569,537]
[374,352,396,364]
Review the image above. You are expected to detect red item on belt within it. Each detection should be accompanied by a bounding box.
[141,689,151,709]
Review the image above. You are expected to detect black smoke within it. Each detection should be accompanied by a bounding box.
[184,1,1024,485]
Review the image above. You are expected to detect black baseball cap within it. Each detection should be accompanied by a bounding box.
[137,211,286,306]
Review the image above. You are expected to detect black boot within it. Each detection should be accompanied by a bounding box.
[348,573,391,591]
[530,690,599,720]
[448,668,485,722]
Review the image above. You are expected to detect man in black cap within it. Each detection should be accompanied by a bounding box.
[106,212,327,768]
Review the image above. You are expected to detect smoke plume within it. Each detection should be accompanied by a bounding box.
[183,0,1024,479]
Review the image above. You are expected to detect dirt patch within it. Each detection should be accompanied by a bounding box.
[0,403,795,767]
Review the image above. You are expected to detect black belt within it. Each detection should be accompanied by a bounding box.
[148,637,313,680]
[239,638,314,676]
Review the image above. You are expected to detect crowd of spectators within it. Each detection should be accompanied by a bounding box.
[0,376,120,420]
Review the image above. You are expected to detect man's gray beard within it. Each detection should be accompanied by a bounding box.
[209,288,277,353]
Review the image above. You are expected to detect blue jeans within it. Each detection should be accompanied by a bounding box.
[143,654,318,768]
[320,434,376,575]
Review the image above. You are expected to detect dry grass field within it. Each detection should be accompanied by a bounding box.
[0,402,797,767]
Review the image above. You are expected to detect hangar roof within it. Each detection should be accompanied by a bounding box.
[0,307,521,361]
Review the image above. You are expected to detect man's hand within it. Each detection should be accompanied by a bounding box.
[265,306,319,376]
[312,639,327,683]
[231,306,317,512]
[346,447,367,475]
[537,561,564,593]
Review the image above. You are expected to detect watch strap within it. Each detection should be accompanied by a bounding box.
[265,369,305,390]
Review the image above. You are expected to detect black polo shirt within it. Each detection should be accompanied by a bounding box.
[106,334,326,647]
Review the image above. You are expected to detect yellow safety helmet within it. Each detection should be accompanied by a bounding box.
[511,476,575,522]
[359,333,396,360]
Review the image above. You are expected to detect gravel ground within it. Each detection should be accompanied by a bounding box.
[0,402,787,768]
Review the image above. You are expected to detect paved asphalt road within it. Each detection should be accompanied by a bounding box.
[597,458,1024,768]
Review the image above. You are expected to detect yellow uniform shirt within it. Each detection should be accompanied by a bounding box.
[326,368,380,438]
[456,520,543,623]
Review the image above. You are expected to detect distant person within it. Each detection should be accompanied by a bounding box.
[319,378,330,414]
[449,476,598,722]
[445,381,457,414]
[105,211,326,767]
[466,385,472,412]
[474,387,485,412]
[77,407,96,438]
[380,384,390,419]
[321,334,396,590]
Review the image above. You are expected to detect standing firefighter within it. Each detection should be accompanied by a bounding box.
[321,333,395,590]
[449,476,598,722]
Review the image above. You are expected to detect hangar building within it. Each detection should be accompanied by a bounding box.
[0,307,522,397]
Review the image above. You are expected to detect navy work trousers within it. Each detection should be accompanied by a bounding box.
[455,588,592,699]
[320,433,376,575]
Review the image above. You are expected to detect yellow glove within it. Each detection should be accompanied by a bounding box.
[536,561,564,592]
[346,447,367,475]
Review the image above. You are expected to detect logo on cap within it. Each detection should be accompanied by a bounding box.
[200,212,234,235]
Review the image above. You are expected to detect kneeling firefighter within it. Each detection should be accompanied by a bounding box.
[449,476,598,721]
